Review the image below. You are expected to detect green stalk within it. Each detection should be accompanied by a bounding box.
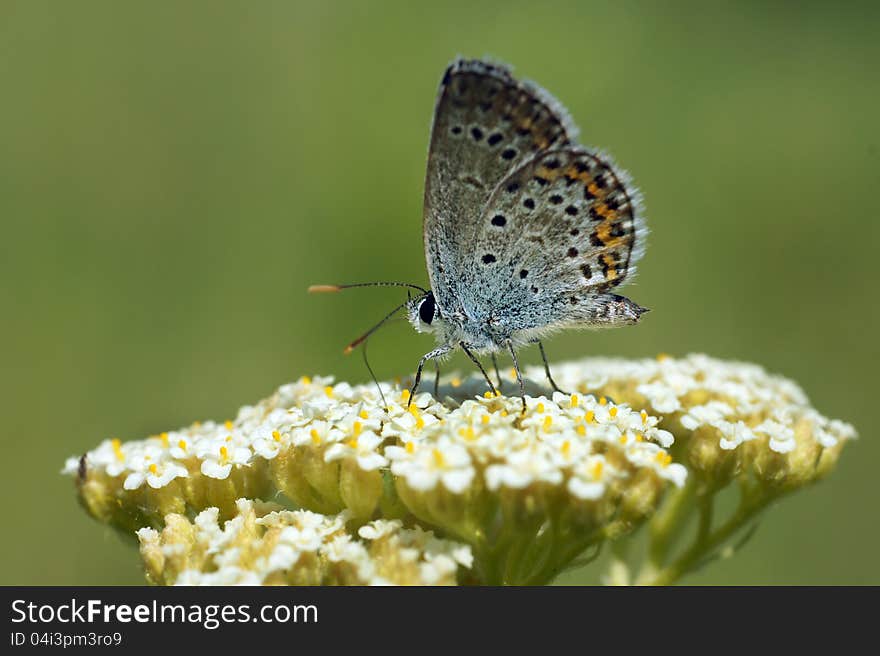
[638,486,776,586]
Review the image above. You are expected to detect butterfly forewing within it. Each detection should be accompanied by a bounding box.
[423,58,577,315]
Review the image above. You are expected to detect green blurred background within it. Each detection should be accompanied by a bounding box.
[2,1,877,585]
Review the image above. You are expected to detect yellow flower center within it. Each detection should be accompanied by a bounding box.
[359,410,369,420]
[111,438,124,462]
[543,416,553,431]
[561,440,571,458]
[536,402,545,414]
[599,396,607,406]
[655,452,672,468]
[272,430,281,442]
[219,446,229,464]
[310,428,321,445]
[451,377,462,388]
[609,406,618,418]
[405,442,415,454]
[159,432,169,447]
[148,463,158,475]
[324,386,334,398]
[347,438,358,449]
[224,420,233,430]
[401,389,411,402]
[576,425,586,436]
[432,448,446,468]
[585,411,595,423]
[592,460,604,480]
[570,394,580,408]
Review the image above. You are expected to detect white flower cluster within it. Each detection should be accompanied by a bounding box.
[534,354,856,455]
[64,354,856,586]
[385,391,685,496]
[136,499,471,586]
[64,371,686,503]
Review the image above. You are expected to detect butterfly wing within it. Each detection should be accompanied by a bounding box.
[423,58,577,316]
[458,147,647,339]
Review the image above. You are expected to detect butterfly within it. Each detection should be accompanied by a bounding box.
[311,58,647,412]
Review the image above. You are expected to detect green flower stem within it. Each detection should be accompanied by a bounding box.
[605,534,632,585]
[527,533,603,585]
[636,484,777,586]
[696,491,715,544]
[641,480,697,577]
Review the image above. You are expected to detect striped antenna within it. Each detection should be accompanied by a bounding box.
[308,281,428,295]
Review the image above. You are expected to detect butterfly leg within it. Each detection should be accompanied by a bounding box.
[537,341,568,395]
[490,353,503,391]
[460,343,498,397]
[361,338,388,411]
[433,361,441,398]
[505,340,527,414]
[409,345,453,407]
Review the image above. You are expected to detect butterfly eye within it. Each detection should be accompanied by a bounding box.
[419,293,436,325]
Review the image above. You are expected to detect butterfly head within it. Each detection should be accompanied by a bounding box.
[407,291,441,334]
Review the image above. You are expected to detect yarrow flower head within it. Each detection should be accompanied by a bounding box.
[137,499,471,585]
[536,354,856,490]
[64,355,855,585]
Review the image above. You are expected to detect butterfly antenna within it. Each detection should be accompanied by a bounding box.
[342,299,411,354]
[308,281,429,295]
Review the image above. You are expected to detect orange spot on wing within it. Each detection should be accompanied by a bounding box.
[540,165,563,180]
[594,203,617,220]
[601,253,618,281]
[565,166,594,185]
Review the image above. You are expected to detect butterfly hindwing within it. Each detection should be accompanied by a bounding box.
[423,58,577,315]
[457,147,646,336]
